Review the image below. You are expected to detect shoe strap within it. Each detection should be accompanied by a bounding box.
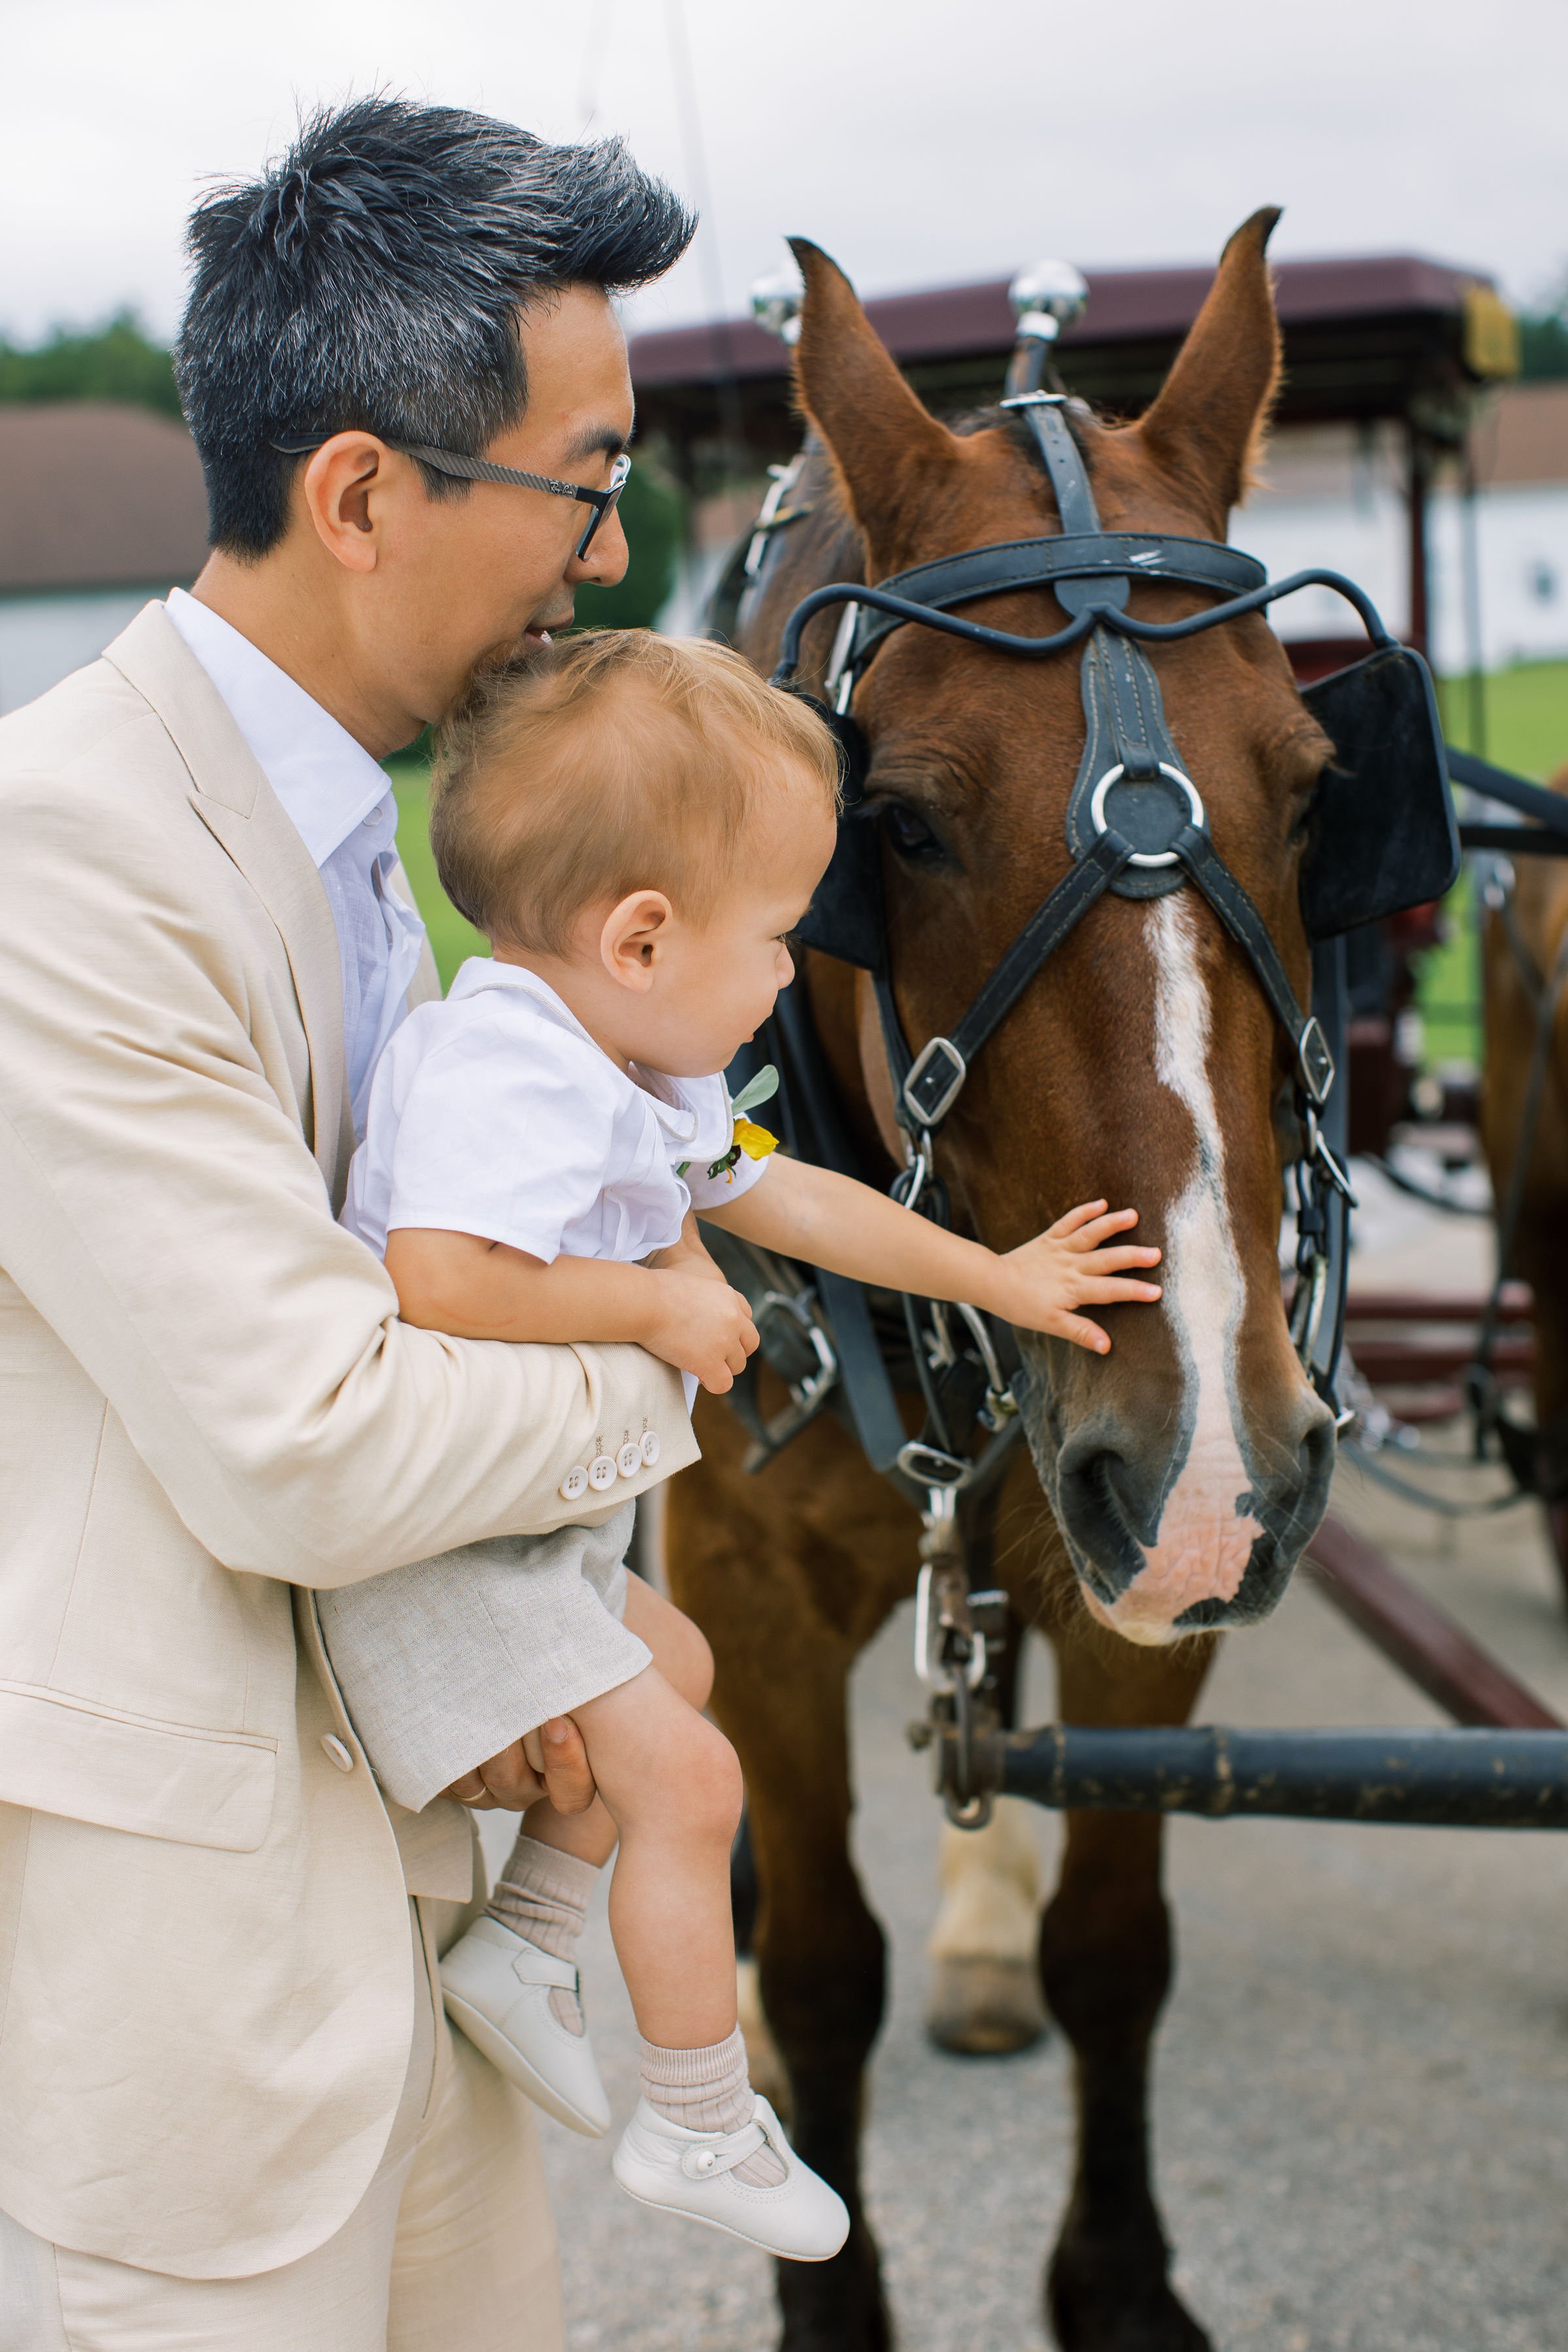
[678,2119,772,2182]
[507,1941,581,1995]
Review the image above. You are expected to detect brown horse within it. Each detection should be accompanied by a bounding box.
[666,212,1338,2351]
[1482,765,1568,1594]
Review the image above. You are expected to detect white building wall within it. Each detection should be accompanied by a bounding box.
[0,588,165,715]
[1232,473,1568,675]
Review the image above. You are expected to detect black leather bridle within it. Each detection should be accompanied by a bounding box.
[771,387,1371,1420]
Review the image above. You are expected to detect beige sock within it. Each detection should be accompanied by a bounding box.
[638,2027,787,2187]
[487,1834,599,2034]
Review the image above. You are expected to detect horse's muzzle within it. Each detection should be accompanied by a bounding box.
[1038,1392,1337,1646]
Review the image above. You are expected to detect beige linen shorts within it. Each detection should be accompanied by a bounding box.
[318,1501,650,1811]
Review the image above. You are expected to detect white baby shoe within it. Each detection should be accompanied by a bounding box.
[438,1915,611,2138]
[611,2093,849,2260]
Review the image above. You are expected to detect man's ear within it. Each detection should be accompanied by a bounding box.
[599,891,674,993]
[298,433,400,574]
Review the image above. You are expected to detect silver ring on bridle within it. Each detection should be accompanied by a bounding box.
[1088,762,1205,869]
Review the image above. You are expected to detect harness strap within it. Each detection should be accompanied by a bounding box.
[1008,395,1109,546]
[900,830,1135,1130]
[846,532,1263,672]
[1174,826,1333,1105]
[769,985,913,1475]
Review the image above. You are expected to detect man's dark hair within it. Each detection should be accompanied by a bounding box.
[175,97,694,556]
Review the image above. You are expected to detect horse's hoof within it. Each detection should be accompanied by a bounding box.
[1048,2246,1211,2352]
[926,1955,1048,2055]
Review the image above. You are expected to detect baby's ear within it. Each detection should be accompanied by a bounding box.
[600,890,673,993]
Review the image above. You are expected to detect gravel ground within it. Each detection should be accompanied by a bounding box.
[482,1176,1568,2352]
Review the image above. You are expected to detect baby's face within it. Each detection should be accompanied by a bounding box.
[631,785,838,1077]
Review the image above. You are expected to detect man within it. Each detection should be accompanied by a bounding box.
[0,97,696,2349]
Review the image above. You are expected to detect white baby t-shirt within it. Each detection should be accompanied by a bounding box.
[342,958,772,1295]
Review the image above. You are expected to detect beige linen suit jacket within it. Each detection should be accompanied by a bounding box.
[0,604,696,2278]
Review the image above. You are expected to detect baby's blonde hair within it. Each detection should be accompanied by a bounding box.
[430,630,841,954]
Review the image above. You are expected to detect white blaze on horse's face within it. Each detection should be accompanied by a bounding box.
[1085,893,1263,1646]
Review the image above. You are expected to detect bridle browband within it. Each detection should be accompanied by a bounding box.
[770,389,1365,1417]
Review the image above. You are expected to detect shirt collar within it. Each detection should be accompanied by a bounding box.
[446,957,721,1146]
[164,589,393,869]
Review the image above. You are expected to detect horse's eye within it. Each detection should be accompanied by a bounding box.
[1292,768,1331,845]
[882,802,945,863]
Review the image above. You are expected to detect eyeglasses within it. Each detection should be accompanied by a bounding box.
[272,438,631,561]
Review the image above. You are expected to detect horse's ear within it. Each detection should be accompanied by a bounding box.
[1134,207,1283,533]
[788,237,958,571]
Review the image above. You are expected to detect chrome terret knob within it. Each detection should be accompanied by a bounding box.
[1007,259,1088,346]
[751,269,804,346]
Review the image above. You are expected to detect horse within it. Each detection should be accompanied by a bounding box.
[664,211,1340,2352]
[1481,762,1568,1597]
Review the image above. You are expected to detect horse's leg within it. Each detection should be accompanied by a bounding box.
[743,1629,891,2351]
[1515,1218,1568,1606]
[925,1603,1049,2054]
[668,1426,906,2352]
[925,1797,1047,2053]
[1041,1621,1217,2352]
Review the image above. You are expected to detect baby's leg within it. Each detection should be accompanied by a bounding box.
[512,1580,713,1863]
[574,1670,789,2190]
[486,1584,715,1995]
[572,1665,741,2046]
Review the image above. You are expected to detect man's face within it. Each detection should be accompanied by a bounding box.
[333,284,637,732]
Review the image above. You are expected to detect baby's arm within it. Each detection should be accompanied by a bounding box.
[699,1158,1161,1357]
[383,1228,759,1392]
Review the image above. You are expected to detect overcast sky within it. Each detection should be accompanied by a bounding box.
[1,0,1564,348]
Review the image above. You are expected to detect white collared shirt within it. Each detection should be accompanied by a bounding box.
[341,960,770,1404]
[165,588,428,1138]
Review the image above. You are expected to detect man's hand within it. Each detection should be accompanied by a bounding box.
[442,1715,598,1813]
[640,1268,759,1394]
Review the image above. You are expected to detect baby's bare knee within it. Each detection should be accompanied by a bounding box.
[681,1713,743,1848]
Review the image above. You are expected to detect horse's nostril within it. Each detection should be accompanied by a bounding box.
[1054,1445,1150,1596]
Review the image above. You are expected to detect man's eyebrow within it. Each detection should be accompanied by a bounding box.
[562,419,632,465]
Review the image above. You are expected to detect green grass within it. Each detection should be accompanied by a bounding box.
[388,757,486,988]
[1416,659,1568,1071]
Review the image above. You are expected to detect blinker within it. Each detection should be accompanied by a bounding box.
[1298,645,1460,943]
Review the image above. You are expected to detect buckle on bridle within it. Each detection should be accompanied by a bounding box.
[903,1036,967,1130]
[1296,1015,1335,1109]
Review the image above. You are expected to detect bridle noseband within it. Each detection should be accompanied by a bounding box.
[772,389,1367,1418]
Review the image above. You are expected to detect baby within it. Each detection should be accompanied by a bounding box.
[321,630,1162,2261]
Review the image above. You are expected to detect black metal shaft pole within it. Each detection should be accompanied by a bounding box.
[969,1725,1568,1829]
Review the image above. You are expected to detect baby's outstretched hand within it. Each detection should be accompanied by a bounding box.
[642,1270,760,1394]
[996,1201,1162,1357]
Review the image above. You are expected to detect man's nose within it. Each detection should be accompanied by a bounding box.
[572,506,630,591]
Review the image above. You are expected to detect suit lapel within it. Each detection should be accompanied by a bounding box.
[103,604,350,1199]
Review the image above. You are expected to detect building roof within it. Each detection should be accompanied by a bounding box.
[630,252,1512,468]
[1473,381,1568,486]
[0,402,208,596]
[632,253,1493,387]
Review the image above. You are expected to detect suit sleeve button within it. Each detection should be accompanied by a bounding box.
[319,1734,355,1773]
[640,1429,661,1466]
[616,1440,642,1478]
[588,1453,618,1492]
[559,1465,589,1502]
